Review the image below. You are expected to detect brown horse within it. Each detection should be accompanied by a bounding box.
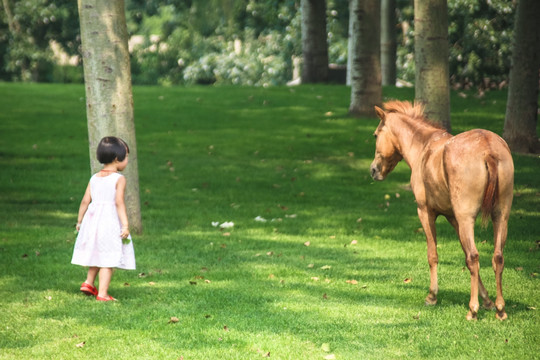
[370,101,514,320]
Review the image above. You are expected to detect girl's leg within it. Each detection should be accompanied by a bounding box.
[85,267,99,286]
[97,267,113,298]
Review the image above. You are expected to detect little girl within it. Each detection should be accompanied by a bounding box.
[72,136,136,301]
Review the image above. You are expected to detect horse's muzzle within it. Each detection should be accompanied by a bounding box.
[370,163,384,181]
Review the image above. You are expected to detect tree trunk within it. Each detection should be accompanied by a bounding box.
[348,0,381,117]
[503,0,540,154]
[414,0,451,132]
[346,0,353,86]
[301,0,329,83]
[78,0,142,233]
[381,0,396,86]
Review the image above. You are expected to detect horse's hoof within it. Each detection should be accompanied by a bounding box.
[425,294,437,306]
[466,311,477,321]
[496,311,508,321]
[482,299,495,310]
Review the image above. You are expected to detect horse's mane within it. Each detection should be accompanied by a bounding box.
[383,100,445,130]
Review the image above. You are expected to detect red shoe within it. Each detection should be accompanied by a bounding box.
[80,283,98,296]
[96,295,117,302]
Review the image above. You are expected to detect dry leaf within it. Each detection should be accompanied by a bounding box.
[320,265,332,270]
[149,281,156,286]
[304,241,311,246]
[223,325,229,332]
[263,352,271,358]
[205,279,211,283]
[267,251,274,256]
[76,342,86,348]
[169,317,180,324]
[324,354,336,360]
[350,240,358,245]
[404,278,412,283]
[322,293,328,299]
[307,263,314,268]
[527,306,536,310]
[123,282,130,287]
[311,277,320,281]
[346,280,358,285]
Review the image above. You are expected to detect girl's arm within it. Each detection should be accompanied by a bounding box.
[76,183,92,231]
[115,175,130,238]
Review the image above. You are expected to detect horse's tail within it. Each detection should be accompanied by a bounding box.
[481,155,498,227]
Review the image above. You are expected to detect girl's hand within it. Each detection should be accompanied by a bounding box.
[75,223,81,232]
[120,227,130,239]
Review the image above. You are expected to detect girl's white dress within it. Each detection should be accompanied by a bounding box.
[71,172,136,270]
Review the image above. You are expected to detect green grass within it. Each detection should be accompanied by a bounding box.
[0,82,538,359]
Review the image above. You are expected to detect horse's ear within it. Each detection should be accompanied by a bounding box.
[374,106,386,123]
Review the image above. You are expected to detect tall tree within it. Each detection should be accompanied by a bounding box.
[78,0,142,233]
[381,0,396,86]
[503,0,540,154]
[414,0,451,131]
[348,0,381,117]
[301,0,329,83]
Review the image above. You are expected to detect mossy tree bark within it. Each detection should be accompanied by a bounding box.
[503,0,540,154]
[414,0,451,132]
[381,0,396,86]
[349,0,382,117]
[301,0,329,83]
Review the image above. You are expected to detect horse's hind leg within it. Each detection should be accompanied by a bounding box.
[447,216,493,310]
[492,214,509,320]
[455,216,481,320]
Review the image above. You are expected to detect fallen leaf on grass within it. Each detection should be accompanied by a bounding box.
[527,306,536,310]
[346,280,358,285]
[76,342,86,348]
[307,264,314,268]
[322,293,328,299]
[324,354,336,360]
[350,240,358,245]
[148,281,156,286]
[311,277,320,281]
[304,241,311,246]
[404,278,412,283]
[320,265,332,270]
[169,317,180,324]
[262,352,271,358]
[223,325,230,332]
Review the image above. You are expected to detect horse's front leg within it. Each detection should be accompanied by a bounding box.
[417,207,438,305]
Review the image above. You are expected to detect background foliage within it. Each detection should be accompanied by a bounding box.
[0,0,515,87]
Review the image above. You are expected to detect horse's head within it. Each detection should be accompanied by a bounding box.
[370,106,403,181]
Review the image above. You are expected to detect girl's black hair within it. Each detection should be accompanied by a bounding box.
[96,136,130,164]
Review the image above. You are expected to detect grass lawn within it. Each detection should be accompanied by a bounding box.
[0,82,538,359]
